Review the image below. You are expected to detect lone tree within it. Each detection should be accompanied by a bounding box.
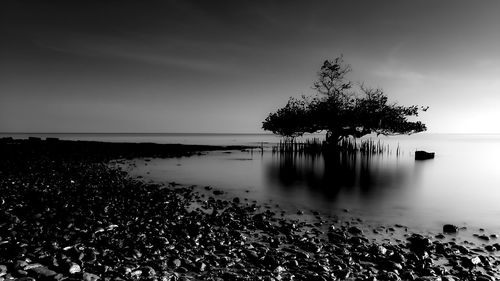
[262,56,427,144]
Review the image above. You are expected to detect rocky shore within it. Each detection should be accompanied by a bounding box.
[1,139,500,281]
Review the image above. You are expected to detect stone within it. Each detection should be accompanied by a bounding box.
[347,226,363,235]
[82,272,100,281]
[378,271,401,281]
[408,234,433,253]
[372,245,388,255]
[24,264,43,271]
[27,266,58,279]
[485,245,496,252]
[68,263,81,274]
[478,235,490,241]
[198,262,207,272]
[415,151,435,160]
[138,266,156,277]
[443,224,459,233]
[463,256,481,268]
[172,259,182,268]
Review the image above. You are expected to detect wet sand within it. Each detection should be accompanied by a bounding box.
[1,138,499,280]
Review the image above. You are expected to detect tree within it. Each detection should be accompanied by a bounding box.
[262,57,427,144]
[262,96,315,142]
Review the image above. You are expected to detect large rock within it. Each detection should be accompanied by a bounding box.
[347,226,363,236]
[408,234,433,253]
[415,151,435,160]
[443,224,459,233]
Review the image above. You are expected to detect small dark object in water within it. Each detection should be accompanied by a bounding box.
[443,224,459,233]
[415,150,435,160]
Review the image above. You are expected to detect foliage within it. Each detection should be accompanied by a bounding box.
[262,56,427,143]
[262,96,315,141]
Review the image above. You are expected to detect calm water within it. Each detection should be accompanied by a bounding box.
[123,133,500,236]
[5,133,500,235]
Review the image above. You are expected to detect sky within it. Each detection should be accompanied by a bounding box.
[2,0,500,133]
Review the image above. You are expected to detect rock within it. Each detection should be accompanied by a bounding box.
[24,264,43,271]
[401,271,416,280]
[138,266,156,277]
[462,256,481,268]
[172,259,181,268]
[130,269,142,278]
[82,272,100,281]
[478,235,490,241]
[15,260,28,270]
[68,263,81,274]
[273,266,286,274]
[443,224,459,233]
[485,245,496,252]
[377,271,401,281]
[347,226,363,235]
[372,245,388,255]
[197,262,207,272]
[27,266,58,279]
[415,151,435,160]
[408,234,433,253]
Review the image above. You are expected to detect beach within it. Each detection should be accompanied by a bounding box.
[1,138,499,281]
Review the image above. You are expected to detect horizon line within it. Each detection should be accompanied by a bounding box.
[0,132,275,135]
[2,132,500,135]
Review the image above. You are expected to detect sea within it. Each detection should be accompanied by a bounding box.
[4,132,500,237]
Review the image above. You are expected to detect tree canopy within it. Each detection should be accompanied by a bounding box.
[262,57,427,144]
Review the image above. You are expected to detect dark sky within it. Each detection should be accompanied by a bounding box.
[2,0,500,133]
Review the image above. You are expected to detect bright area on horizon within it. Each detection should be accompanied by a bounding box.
[1,1,500,134]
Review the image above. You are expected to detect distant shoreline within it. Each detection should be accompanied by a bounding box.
[0,137,255,160]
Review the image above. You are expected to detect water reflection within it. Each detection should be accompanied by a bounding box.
[127,134,500,233]
[266,152,412,203]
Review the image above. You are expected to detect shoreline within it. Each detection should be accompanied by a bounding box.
[1,139,499,280]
